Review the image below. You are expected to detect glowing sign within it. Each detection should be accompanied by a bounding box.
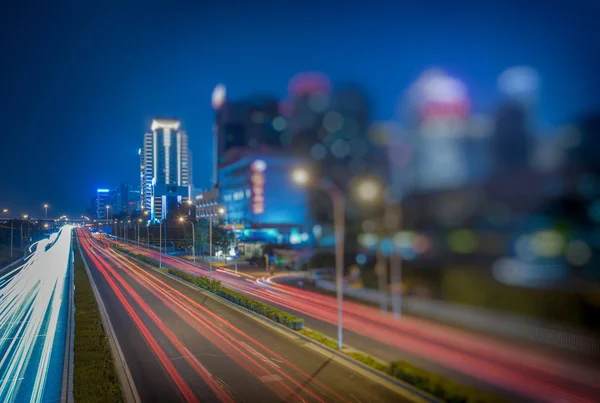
[251,160,266,215]
[97,189,110,193]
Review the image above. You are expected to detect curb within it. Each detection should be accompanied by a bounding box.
[116,250,440,403]
[76,236,141,403]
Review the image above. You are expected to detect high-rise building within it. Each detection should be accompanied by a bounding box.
[140,118,193,221]
[114,183,141,215]
[96,188,115,219]
[212,88,281,187]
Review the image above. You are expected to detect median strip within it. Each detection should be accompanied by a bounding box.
[111,244,304,330]
[73,247,124,402]
[111,244,503,402]
[299,328,504,403]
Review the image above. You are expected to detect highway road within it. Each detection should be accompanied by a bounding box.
[114,238,600,403]
[79,229,415,402]
[0,225,73,403]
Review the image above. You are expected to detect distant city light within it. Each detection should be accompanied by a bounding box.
[409,69,470,118]
[97,189,110,193]
[211,84,226,110]
[251,160,267,173]
[498,66,539,101]
[355,179,381,202]
[291,168,309,185]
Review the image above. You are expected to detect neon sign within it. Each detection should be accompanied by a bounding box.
[251,160,266,215]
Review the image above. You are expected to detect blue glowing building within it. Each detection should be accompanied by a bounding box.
[216,151,313,246]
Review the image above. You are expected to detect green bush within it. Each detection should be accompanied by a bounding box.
[299,329,340,349]
[214,287,304,330]
[168,268,196,283]
[166,267,304,330]
[348,352,388,372]
[388,361,502,403]
[299,328,503,403]
[195,275,223,292]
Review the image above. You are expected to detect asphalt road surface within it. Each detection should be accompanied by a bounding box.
[78,229,416,403]
[112,238,600,403]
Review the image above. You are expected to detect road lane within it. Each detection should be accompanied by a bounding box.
[0,226,73,403]
[114,238,600,403]
[80,230,414,402]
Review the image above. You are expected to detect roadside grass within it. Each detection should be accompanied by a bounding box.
[73,248,124,402]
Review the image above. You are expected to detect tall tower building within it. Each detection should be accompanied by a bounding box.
[140,118,192,221]
[212,85,282,187]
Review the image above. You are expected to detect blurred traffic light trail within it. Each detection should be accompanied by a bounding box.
[116,238,600,402]
[0,226,73,403]
[78,229,412,402]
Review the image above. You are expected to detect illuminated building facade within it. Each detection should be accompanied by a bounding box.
[216,152,312,245]
[212,88,282,187]
[195,188,220,219]
[96,188,114,219]
[140,118,192,221]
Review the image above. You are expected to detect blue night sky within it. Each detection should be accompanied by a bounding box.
[0,1,598,216]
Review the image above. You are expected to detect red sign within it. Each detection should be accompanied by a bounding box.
[251,160,266,215]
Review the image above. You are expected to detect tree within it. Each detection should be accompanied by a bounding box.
[190,218,234,256]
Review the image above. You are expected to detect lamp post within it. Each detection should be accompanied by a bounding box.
[10,220,14,259]
[20,214,29,256]
[209,207,225,281]
[106,205,110,222]
[143,211,149,249]
[187,199,193,217]
[292,169,345,349]
[137,219,142,246]
[44,204,49,219]
[291,169,382,349]
[159,219,162,268]
[179,217,195,263]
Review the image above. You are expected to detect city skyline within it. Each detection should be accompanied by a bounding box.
[0,2,598,215]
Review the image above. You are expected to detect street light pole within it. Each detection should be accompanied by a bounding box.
[292,170,348,349]
[10,220,14,259]
[179,217,195,263]
[209,214,213,281]
[191,221,195,263]
[387,206,403,320]
[325,181,346,350]
[159,220,162,268]
[137,219,141,246]
[44,204,48,219]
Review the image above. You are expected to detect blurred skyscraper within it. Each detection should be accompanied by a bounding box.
[140,118,192,221]
[114,183,141,215]
[95,188,114,219]
[213,91,282,187]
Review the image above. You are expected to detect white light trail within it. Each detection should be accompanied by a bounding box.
[0,225,73,402]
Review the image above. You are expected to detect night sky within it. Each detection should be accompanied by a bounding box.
[0,1,598,217]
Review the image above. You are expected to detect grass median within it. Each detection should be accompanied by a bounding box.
[73,247,124,402]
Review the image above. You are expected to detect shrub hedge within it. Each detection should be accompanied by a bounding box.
[301,328,503,403]
[112,245,304,330]
[163,267,304,330]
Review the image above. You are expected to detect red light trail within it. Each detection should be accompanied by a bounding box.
[116,238,600,403]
